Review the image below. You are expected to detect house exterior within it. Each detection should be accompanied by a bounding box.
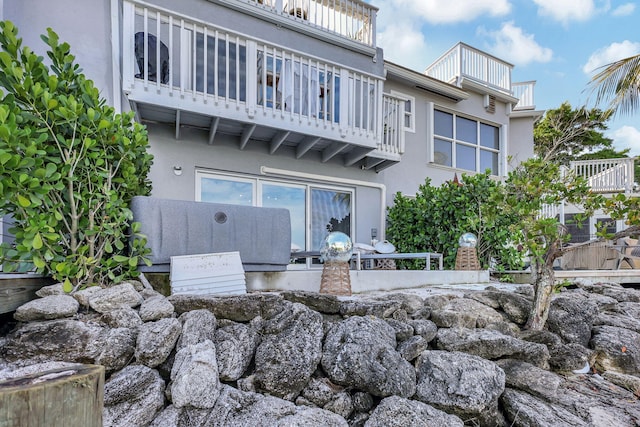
[2,0,548,267]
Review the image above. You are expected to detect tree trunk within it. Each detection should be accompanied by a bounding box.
[524,260,556,330]
[0,364,104,427]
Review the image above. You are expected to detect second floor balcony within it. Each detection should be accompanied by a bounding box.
[425,43,536,111]
[122,0,402,171]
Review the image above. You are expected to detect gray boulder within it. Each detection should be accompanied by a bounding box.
[135,317,182,368]
[590,325,640,374]
[89,327,137,373]
[89,283,144,313]
[615,301,640,318]
[408,319,438,342]
[385,318,414,341]
[176,309,217,351]
[171,340,221,409]
[602,287,640,303]
[364,396,464,427]
[495,359,562,400]
[323,391,353,419]
[431,298,504,328]
[103,365,165,427]
[397,335,429,361]
[215,321,259,381]
[414,350,505,427]
[100,306,143,329]
[14,295,79,321]
[466,290,532,325]
[339,299,403,318]
[436,328,550,368]
[35,283,65,297]
[546,295,598,346]
[168,293,286,321]
[254,302,323,400]
[73,286,102,307]
[500,388,587,427]
[281,291,342,314]
[139,295,175,322]
[595,311,640,333]
[300,377,344,407]
[322,316,416,398]
[548,343,592,372]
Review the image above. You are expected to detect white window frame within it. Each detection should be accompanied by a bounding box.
[391,90,415,133]
[429,105,502,175]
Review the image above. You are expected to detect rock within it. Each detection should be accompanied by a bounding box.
[548,343,592,372]
[372,292,425,316]
[1,319,104,364]
[322,316,416,398]
[254,302,323,400]
[364,396,464,427]
[408,319,438,342]
[602,287,640,303]
[585,293,620,311]
[431,298,505,328]
[414,350,505,427]
[615,301,640,318]
[397,335,429,361]
[0,361,81,382]
[590,325,640,374]
[135,317,182,368]
[495,359,562,400]
[594,312,640,333]
[352,392,374,413]
[14,295,79,321]
[176,309,217,351]
[385,318,414,341]
[436,328,550,368]
[103,365,165,427]
[139,295,174,321]
[204,385,348,426]
[339,299,403,318]
[89,283,144,313]
[73,286,102,307]
[171,340,221,409]
[423,294,458,310]
[89,327,136,373]
[215,321,260,381]
[500,388,587,427]
[517,328,563,347]
[100,306,143,329]
[281,291,342,314]
[35,283,65,297]
[546,295,598,346]
[465,290,532,325]
[602,371,640,394]
[323,391,353,418]
[168,293,286,321]
[300,377,343,407]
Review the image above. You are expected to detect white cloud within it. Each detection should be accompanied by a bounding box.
[532,0,597,24]
[479,22,553,66]
[612,3,636,16]
[378,24,429,71]
[610,126,640,156]
[582,40,640,74]
[394,0,511,24]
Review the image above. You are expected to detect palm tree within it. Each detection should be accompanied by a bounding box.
[588,53,640,116]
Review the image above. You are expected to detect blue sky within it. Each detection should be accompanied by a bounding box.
[370,0,640,157]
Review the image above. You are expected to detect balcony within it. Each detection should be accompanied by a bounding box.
[425,43,535,110]
[122,0,401,171]
[570,158,637,194]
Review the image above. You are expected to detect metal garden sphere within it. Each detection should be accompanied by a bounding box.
[320,232,354,262]
[458,232,478,248]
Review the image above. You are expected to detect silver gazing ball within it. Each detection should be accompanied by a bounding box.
[458,232,478,248]
[320,232,354,263]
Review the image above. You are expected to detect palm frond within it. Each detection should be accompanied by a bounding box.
[587,53,640,116]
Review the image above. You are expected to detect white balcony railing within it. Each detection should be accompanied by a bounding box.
[247,0,376,48]
[122,0,386,150]
[570,158,637,193]
[380,94,405,156]
[425,43,512,94]
[512,81,535,110]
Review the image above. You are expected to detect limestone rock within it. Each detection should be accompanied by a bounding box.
[73,286,102,307]
[103,365,165,427]
[385,318,414,341]
[35,283,65,297]
[547,295,598,346]
[339,299,403,318]
[364,396,464,427]
[495,359,562,400]
[590,325,640,374]
[415,350,505,427]
[281,291,342,314]
[323,391,353,419]
[300,377,343,407]
[100,306,143,329]
[176,309,217,351]
[171,340,221,409]
[139,295,174,321]
[595,311,640,333]
[548,343,592,372]
[408,319,438,342]
[215,321,259,381]
[397,335,429,361]
[14,295,79,321]
[500,388,587,427]
[436,327,550,368]
[431,298,504,328]
[168,293,286,321]
[89,327,136,373]
[135,317,182,368]
[254,302,323,400]
[322,316,416,398]
[89,283,144,313]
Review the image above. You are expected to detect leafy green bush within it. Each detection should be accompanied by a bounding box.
[0,22,153,290]
[386,172,523,270]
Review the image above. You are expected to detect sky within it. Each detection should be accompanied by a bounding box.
[370,0,640,157]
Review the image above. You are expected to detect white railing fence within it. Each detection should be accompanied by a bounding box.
[379,94,405,155]
[512,81,535,110]
[570,158,636,193]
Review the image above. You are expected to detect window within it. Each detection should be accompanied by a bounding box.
[432,109,500,175]
[391,91,415,133]
[196,171,353,265]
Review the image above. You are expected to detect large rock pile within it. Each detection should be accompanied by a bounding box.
[1,280,640,426]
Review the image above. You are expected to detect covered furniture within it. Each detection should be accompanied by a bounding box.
[131,196,291,272]
[618,237,640,269]
[560,240,620,270]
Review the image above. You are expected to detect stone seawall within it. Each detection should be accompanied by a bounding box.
[1,281,639,426]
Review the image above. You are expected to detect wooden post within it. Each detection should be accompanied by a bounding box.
[0,364,104,427]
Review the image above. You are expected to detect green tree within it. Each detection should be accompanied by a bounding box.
[588,53,640,117]
[0,21,153,290]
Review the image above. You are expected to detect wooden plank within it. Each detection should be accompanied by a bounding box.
[0,275,53,314]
